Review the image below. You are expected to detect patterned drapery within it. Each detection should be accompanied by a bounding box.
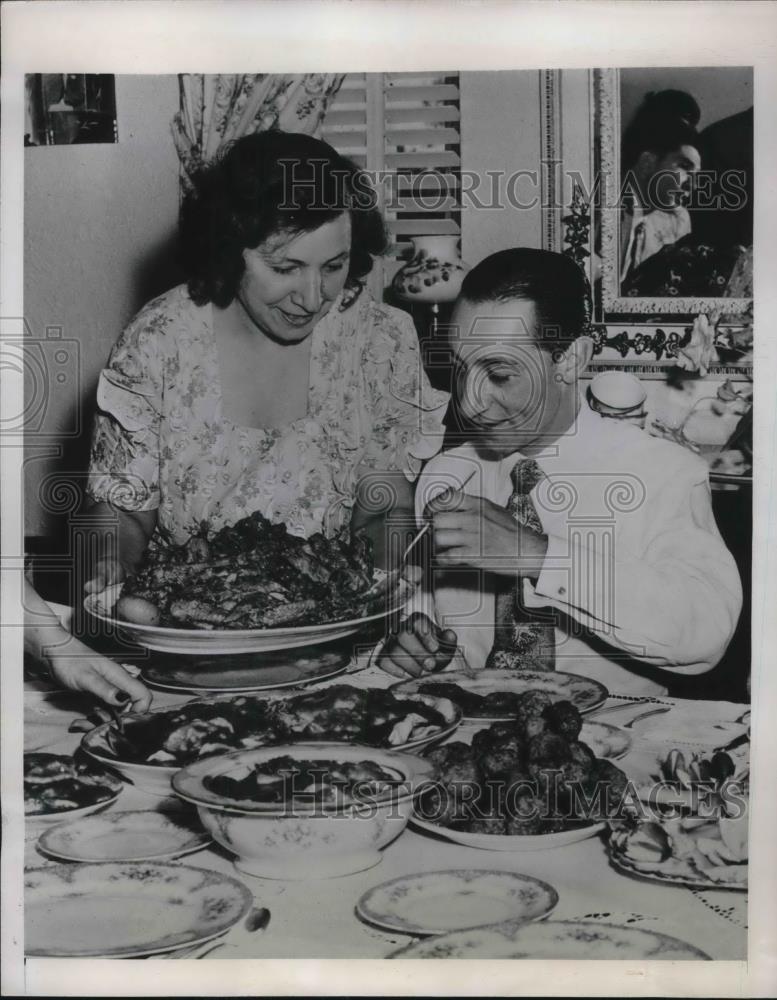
[171,74,345,189]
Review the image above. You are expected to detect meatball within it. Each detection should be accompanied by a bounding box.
[516,690,553,723]
[503,776,544,835]
[472,723,525,779]
[523,715,549,741]
[421,742,481,827]
[560,740,597,787]
[542,699,583,742]
[425,741,479,782]
[515,690,553,740]
[527,732,572,768]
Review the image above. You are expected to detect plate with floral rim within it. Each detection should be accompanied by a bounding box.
[356,869,558,936]
[24,861,252,957]
[388,918,710,959]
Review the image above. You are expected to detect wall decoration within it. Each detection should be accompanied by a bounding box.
[25,74,117,146]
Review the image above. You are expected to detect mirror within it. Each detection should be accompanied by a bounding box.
[595,67,752,316]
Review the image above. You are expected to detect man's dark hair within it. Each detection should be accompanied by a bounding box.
[459,247,590,347]
[180,130,387,308]
[622,90,701,170]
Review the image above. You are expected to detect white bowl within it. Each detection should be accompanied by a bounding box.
[172,743,435,879]
[589,371,647,412]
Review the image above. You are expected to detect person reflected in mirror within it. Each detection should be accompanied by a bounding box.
[619,89,702,285]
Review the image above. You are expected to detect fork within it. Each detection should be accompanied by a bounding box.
[364,469,478,601]
[621,706,672,728]
[160,907,271,960]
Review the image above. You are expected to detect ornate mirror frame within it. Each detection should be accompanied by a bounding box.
[541,68,753,380]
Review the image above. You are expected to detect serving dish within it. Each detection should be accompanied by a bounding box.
[388,918,710,959]
[410,695,629,850]
[81,686,460,796]
[409,814,607,852]
[37,809,211,863]
[607,813,748,890]
[24,861,252,957]
[86,579,411,654]
[391,669,608,719]
[140,646,349,694]
[24,752,123,825]
[172,743,435,879]
[356,870,558,936]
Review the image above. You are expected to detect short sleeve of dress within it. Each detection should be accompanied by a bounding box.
[87,297,169,512]
[355,302,448,482]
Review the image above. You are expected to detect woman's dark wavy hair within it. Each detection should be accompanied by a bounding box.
[180,131,387,308]
[622,89,701,169]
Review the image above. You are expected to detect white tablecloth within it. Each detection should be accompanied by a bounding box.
[23,609,749,960]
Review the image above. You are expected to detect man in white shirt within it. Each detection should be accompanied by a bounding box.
[378,248,742,695]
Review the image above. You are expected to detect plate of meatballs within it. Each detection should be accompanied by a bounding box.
[412,690,630,851]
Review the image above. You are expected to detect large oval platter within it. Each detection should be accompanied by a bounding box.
[85,577,411,655]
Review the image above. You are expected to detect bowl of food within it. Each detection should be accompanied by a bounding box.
[84,511,412,654]
[24,753,123,826]
[172,743,436,878]
[81,684,460,797]
[411,691,629,850]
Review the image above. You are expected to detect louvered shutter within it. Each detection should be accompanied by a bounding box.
[322,72,462,290]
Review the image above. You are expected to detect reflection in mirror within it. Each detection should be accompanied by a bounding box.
[596,67,753,316]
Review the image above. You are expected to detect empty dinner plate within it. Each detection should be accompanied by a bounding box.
[389,919,710,959]
[37,810,211,863]
[356,870,558,937]
[25,862,252,957]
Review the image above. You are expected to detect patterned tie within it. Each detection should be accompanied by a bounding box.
[484,458,556,671]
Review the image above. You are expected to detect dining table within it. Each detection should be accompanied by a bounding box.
[22,601,749,961]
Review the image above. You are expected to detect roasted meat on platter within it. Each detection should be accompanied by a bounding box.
[117,511,380,629]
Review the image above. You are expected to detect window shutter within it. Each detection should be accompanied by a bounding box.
[322,72,462,289]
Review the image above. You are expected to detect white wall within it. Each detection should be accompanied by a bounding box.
[460,70,543,267]
[24,75,180,537]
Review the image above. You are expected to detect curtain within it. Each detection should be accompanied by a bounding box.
[172,74,345,189]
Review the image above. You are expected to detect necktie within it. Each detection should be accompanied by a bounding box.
[623,218,646,283]
[484,458,556,672]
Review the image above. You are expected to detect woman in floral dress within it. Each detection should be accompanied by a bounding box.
[85,131,447,593]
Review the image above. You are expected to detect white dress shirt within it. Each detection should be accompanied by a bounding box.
[413,401,742,696]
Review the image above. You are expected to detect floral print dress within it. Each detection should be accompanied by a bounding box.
[87,285,448,545]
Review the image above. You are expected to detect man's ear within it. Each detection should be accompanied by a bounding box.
[556,336,594,384]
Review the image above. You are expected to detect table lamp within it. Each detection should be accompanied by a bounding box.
[391,235,468,337]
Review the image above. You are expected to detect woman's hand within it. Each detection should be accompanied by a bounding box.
[83,557,126,595]
[48,638,152,713]
[426,490,548,578]
[377,612,458,679]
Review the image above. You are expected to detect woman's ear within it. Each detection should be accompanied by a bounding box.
[556,336,594,384]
